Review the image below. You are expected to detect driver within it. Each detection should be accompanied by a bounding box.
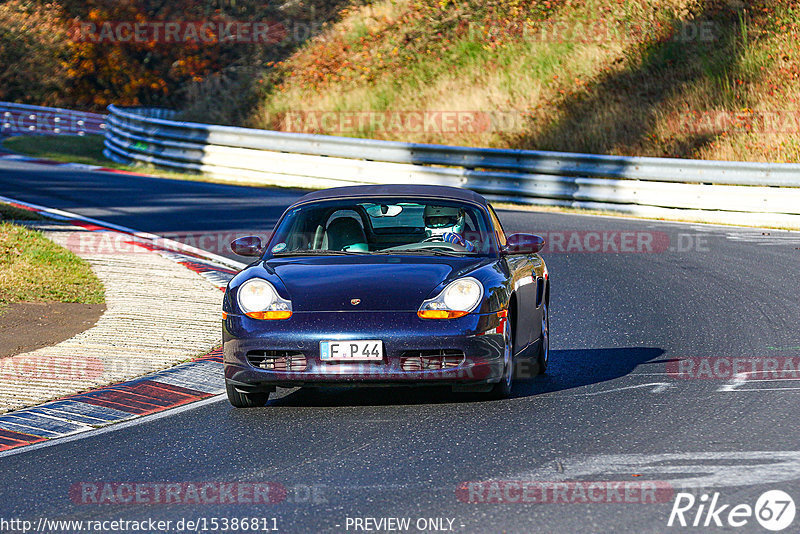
[423,205,475,252]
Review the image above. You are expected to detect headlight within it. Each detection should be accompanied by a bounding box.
[237,278,292,320]
[418,277,483,319]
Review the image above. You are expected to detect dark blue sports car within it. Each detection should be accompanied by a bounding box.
[222,184,549,407]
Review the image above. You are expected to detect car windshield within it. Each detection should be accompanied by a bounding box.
[266,197,496,257]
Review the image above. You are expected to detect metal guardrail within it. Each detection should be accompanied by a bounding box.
[100,104,800,228]
[0,102,106,136]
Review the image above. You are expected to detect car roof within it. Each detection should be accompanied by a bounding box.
[291,184,489,208]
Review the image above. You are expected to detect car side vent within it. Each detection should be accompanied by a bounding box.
[247,350,308,372]
[400,349,465,371]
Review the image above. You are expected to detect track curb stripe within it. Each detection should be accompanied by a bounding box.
[0,193,239,453]
[0,429,46,451]
[0,349,225,453]
[0,194,245,280]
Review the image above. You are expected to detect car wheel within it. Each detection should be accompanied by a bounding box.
[489,312,514,399]
[536,301,550,374]
[225,381,270,408]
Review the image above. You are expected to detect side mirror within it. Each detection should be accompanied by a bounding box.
[230,236,264,257]
[503,233,545,255]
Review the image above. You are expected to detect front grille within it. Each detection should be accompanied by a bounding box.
[247,350,308,372]
[400,349,465,371]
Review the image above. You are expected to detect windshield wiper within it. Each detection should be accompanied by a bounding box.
[374,248,467,257]
[274,250,366,256]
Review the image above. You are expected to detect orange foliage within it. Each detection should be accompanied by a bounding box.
[1,0,318,111]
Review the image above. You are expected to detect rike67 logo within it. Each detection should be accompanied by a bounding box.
[668,490,796,531]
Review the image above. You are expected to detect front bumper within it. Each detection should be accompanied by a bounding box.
[223,311,506,391]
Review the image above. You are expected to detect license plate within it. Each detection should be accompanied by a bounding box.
[320,340,383,362]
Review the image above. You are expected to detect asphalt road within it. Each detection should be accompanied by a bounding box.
[2,158,800,533]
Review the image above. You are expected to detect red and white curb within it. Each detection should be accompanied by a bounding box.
[0,349,225,453]
[0,196,247,455]
[0,195,246,290]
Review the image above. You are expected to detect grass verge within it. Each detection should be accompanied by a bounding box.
[3,134,109,167]
[0,216,105,314]
[0,203,46,221]
[238,0,800,163]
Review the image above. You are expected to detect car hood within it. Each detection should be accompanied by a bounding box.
[266,255,489,312]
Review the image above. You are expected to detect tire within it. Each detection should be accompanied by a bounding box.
[488,311,514,399]
[536,301,550,374]
[226,381,270,408]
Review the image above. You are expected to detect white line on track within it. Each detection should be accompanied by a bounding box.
[718,370,800,392]
[566,382,675,396]
[723,388,800,392]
